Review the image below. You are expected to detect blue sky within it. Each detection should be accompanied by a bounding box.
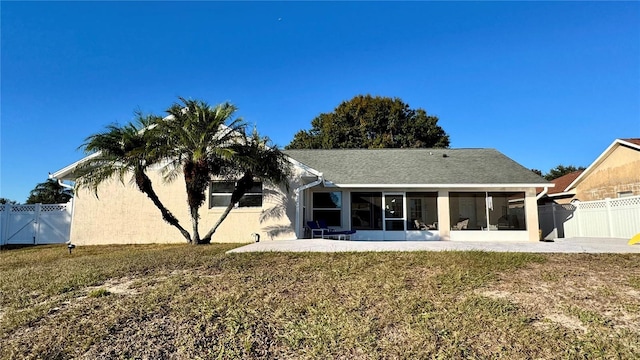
[1,1,639,202]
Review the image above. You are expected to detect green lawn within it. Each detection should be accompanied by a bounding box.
[1,244,638,359]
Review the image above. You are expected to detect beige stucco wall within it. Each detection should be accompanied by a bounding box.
[575,145,640,201]
[70,166,302,245]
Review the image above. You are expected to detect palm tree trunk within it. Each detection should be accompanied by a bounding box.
[183,160,209,244]
[201,201,235,243]
[136,171,192,242]
[190,205,201,244]
[201,174,253,243]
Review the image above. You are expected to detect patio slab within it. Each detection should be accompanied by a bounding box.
[227,237,640,254]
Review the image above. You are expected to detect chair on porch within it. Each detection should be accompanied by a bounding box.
[414,219,438,230]
[306,220,356,240]
[452,218,469,230]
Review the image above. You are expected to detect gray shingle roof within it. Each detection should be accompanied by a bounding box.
[284,149,549,185]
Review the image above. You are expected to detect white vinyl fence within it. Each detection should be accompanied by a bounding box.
[539,195,640,240]
[0,202,72,246]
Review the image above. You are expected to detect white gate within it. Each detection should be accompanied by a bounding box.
[0,202,72,245]
[538,195,640,239]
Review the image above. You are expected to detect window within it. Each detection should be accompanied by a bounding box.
[618,191,633,198]
[312,192,342,227]
[351,192,383,230]
[209,181,262,208]
[407,192,438,230]
[449,192,526,231]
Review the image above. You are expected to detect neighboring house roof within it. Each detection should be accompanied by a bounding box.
[536,170,583,197]
[284,148,550,187]
[565,138,640,192]
[621,138,640,146]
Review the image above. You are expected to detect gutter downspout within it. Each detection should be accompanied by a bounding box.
[294,173,323,239]
[536,186,548,201]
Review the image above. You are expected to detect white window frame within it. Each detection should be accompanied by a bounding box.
[209,181,263,209]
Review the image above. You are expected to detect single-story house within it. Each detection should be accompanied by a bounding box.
[564,138,640,202]
[51,148,550,245]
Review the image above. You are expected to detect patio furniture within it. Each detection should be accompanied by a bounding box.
[306,220,356,240]
[414,219,438,230]
[452,218,469,230]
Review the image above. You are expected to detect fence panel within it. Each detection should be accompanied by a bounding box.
[0,202,72,245]
[539,195,640,239]
[3,205,37,245]
[608,196,640,238]
[577,201,610,238]
[36,204,72,244]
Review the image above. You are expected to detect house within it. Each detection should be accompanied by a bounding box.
[536,170,583,205]
[51,148,550,245]
[564,138,640,202]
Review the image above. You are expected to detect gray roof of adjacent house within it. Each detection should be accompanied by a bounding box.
[284,148,549,186]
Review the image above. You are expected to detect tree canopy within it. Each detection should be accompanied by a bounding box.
[0,198,18,205]
[286,95,450,149]
[544,165,586,181]
[25,179,73,204]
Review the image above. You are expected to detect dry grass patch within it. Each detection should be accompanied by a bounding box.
[476,254,640,335]
[1,245,639,359]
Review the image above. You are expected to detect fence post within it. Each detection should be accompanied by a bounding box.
[576,202,583,237]
[34,203,41,245]
[551,204,558,238]
[605,198,613,238]
[1,205,6,246]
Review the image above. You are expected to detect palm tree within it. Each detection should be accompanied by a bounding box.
[155,98,247,244]
[200,129,292,243]
[75,114,192,242]
[76,98,292,245]
[26,179,73,204]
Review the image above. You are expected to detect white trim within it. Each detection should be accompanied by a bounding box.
[50,152,101,180]
[565,139,640,192]
[547,191,576,198]
[286,157,323,177]
[536,186,549,201]
[331,183,552,189]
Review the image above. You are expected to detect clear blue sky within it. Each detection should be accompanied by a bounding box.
[1,1,639,203]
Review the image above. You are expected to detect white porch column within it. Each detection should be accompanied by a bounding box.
[437,190,450,240]
[524,188,540,241]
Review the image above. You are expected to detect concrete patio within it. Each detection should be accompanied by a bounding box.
[227,237,640,254]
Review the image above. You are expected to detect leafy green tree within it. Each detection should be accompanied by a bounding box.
[25,179,73,204]
[286,94,450,149]
[531,169,543,177]
[0,198,18,205]
[77,98,292,245]
[544,165,586,181]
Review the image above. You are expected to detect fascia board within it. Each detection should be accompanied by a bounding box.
[618,139,640,151]
[331,183,554,189]
[286,156,322,177]
[49,152,101,180]
[548,191,576,198]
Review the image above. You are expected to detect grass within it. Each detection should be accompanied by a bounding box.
[1,244,639,359]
